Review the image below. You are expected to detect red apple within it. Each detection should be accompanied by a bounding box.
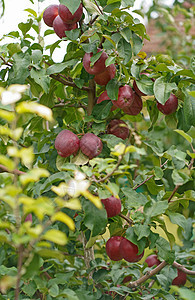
[43,5,59,27]
[106,236,125,261]
[119,237,144,262]
[101,196,121,218]
[122,92,143,115]
[80,133,103,159]
[145,255,160,267]
[172,269,187,286]
[112,85,134,109]
[83,49,108,75]
[53,16,77,39]
[97,91,110,104]
[94,64,116,86]
[58,3,83,24]
[156,94,178,115]
[55,129,80,157]
[122,275,132,283]
[107,119,129,140]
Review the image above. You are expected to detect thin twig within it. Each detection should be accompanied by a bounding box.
[119,213,133,225]
[0,55,12,67]
[94,0,104,14]
[50,74,91,91]
[0,164,25,175]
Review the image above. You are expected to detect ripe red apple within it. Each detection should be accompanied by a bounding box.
[106,236,125,261]
[94,64,116,86]
[80,133,103,159]
[101,196,121,218]
[122,92,143,115]
[53,16,77,39]
[145,254,160,267]
[156,94,178,115]
[107,119,129,140]
[43,5,59,27]
[83,49,108,75]
[55,129,80,157]
[172,269,187,286]
[119,237,144,263]
[97,91,110,104]
[112,85,134,109]
[58,3,83,24]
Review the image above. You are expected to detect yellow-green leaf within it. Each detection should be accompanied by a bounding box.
[19,168,50,185]
[51,212,75,231]
[0,109,15,122]
[174,129,193,144]
[42,229,68,245]
[16,102,53,121]
[51,183,68,197]
[0,155,15,171]
[82,190,102,209]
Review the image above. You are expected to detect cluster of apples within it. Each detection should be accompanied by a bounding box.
[43,3,83,39]
[55,129,103,159]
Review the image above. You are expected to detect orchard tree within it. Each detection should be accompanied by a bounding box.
[0,0,195,299]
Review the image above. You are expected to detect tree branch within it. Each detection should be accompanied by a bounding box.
[15,245,24,300]
[0,164,25,175]
[128,261,167,288]
[87,79,96,115]
[173,261,195,275]
[50,74,91,91]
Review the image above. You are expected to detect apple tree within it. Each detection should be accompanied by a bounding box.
[0,0,194,299]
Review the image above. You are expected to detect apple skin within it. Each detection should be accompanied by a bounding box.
[53,16,77,39]
[43,5,59,27]
[122,92,143,116]
[112,85,134,109]
[101,196,121,218]
[119,237,144,263]
[145,254,160,267]
[106,236,125,261]
[97,91,110,104]
[122,275,132,283]
[107,119,129,140]
[83,49,108,75]
[58,3,83,24]
[172,269,187,286]
[80,133,103,159]
[156,94,178,115]
[94,64,116,86]
[55,129,80,157]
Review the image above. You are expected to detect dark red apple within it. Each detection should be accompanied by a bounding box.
[112,85,134,109]
[122,275,132,283]
[172,269,187,286]
[53,16,77,39]
[119,237,144,263]
[83,49,108,75]
[55,129,80,157]
[94,64,116,86]
[122,92,143,115]
[106,236,124,261]
[58,3,83,24]
[101,196,121,218]
[145,254,160,267]
[80,133,103,159]
[107,119,129,140]
[43,5,59,27]
[156,94,178,115]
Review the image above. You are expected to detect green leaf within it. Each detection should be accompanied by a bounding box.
[134,224,150,240]
[92,100,113,120]
[65,28,80,41]
[24,8,37,17]
[49,284,59,297]
[18,19,33,35]
[46,59,78,75]
[172,287,195,300]
[183,93,195,127]
[154,77,177,104]
[156,236,175,264]
[167,211,187,230]
[117,37,132,65]
[174,129,193,144]
[144,201,168,218]
[146,99,159,130]
[102,134,124,149]
[135,75,154,96]
[42,229,68,245]
[59,0,81,14]
[8,52,30,85]
[125,227,146,254]
[172,169,191,185]
[30,68,50,93]
[83,200,107,237]
[132,33,143,56]
[122,187,148,209]
[106,78,119,101]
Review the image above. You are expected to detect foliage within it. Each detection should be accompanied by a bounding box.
[0,0,194,299]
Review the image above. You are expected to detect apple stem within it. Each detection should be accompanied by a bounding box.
[87,79,96,116]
